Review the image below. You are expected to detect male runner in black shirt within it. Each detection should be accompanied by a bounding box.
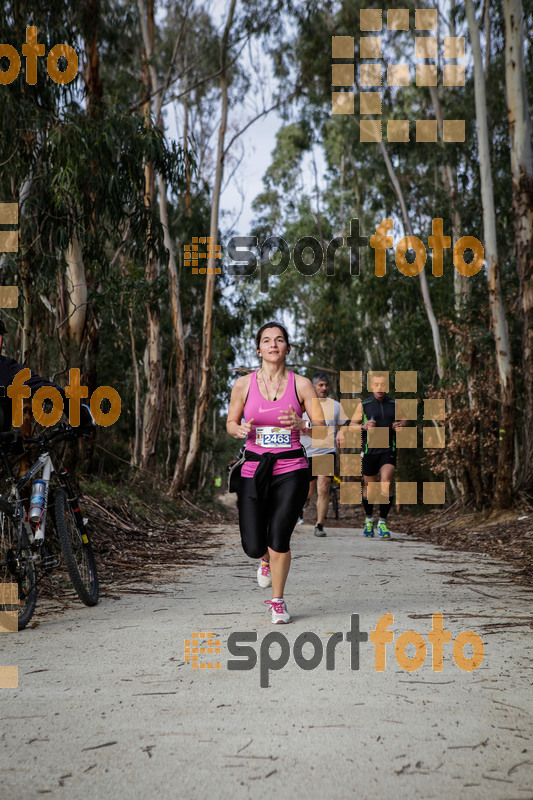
[348,373,406,538]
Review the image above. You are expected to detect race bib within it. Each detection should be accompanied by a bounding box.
[255,426,292,448]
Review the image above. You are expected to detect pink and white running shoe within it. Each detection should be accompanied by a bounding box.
[257,559,271,588]
[264,597,292,624]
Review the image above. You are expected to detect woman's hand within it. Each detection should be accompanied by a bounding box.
[234,418,255,438]
[277,405,304,430]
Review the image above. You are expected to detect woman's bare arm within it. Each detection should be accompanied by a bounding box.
[226,375,254,439]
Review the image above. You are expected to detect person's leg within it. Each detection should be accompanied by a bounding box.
[268,549,291,600]
[376,463,395,537]
[378,463,395,518]
[267,469,309,599]
[297,470,315,524]
[316,475,331,526]
[362,474,377,516]
[362,454,379,536]
[238,478,272,585]
[237,478,269,558]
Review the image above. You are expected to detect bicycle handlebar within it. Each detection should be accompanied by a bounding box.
[22,423,87,447]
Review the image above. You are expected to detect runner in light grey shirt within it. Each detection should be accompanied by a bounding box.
[299,372,345,537]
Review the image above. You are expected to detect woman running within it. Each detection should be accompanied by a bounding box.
[226,322,322,624]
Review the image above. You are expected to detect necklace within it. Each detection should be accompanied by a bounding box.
[260,369,284,402]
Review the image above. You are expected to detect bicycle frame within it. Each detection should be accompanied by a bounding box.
[8,449,88,547]
[17,452,54,544]
[0,424,99,626]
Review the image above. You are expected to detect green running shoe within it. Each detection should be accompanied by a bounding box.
[363,519,374,537]
[377,521,390,539]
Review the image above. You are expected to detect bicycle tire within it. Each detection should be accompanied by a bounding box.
[54,489,99,606]
[0,512,37,630]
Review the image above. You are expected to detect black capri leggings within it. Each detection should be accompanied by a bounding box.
[238,468,310,558]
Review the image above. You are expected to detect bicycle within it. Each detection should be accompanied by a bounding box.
[0,423,99,630]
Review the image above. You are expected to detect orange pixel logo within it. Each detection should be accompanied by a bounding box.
[331,8,466,143]
[184,631,222,670]
[0,203,19,308]
[338,369,446,505]
[185,237,221,275]
[1,581,19,689]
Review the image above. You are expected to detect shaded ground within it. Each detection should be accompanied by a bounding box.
[38,488,230,606]
[394,508,533,587]
[84,492,228,587]
[297,495,533,587]
[40,487,533,611]
[10,489,533,797]
[3,519,533,800]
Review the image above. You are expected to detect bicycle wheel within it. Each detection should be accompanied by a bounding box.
[54,489,99,606]
[0,513,37,630]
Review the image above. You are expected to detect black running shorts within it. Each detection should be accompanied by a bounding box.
[237,468,310,556]
[362,451,397,476]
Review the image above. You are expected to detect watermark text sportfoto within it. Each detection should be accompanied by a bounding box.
[6,368,121,428]
[227,614,484,688]
[0,27,77,86]
[225,218,483,292]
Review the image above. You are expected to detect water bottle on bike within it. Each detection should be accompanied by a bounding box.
[29,479,47,526]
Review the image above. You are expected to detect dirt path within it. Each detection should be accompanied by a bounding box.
[1,520,532,799]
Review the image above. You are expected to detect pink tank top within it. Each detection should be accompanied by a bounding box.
[241,370,308,478]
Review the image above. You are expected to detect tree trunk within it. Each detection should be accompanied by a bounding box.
[84,0,103,407]
[377,139,445,379]
[429,84,469,318]
[504,0,533,492]
[137,0,191,492]
[128,309,142,467]
[138,0,164,469]
[65,232,87,350]
[85,0,103,117]
[465,0,515,508]
[20,257,32,368]
[430,4,473,504]
[141,163,163,468]
[161,172,191,494]
[18,176,33,368]
[183,62,192,219]
[183,0,237,484]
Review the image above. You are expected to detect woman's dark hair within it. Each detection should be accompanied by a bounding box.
[255,321,290,350]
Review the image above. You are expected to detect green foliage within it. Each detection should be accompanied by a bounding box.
[231,0,532,506]
[1,0,530,505]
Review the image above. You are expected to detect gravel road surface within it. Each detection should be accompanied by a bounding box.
[2,521,532,799]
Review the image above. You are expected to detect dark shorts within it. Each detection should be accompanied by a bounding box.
[362,451,396,476]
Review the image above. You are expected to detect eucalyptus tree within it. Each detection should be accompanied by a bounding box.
[141,0,296,491]
[0,1,184,450]
[243,0,528,507]
[465,0,515,507]
[504,0,533,494]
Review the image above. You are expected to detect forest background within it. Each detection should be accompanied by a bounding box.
[0,0,532,515]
